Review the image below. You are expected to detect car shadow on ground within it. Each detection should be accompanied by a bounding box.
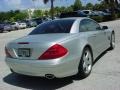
[3,49,110,90]
[93,49,109,65]
[3,73,75,90]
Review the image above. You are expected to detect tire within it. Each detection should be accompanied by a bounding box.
[77,47,93,78]
[109,33,115,50]
[15,27,19,30]
[0,30,3,33]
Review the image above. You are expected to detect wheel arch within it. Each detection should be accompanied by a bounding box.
[112,30,115,34]
[82,44,94,61]
[110,30,115,42]
[77,44,93,78]
[77,43,94,65]
[111,31,115,37]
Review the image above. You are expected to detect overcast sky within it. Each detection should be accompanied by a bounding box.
[0,0,100,11]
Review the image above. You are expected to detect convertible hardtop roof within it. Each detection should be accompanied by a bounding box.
[55,17,90,21]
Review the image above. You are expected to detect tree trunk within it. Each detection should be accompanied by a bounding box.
[51,0,54,20]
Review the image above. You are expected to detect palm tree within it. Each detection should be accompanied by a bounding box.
[43,0,54,20]
[32,0,36,9]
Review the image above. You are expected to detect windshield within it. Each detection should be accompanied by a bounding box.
[29,20,75,35]
[83,11,90,14]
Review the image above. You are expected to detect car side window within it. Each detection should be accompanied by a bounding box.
[79,20,88,32]
[87,19,101,31]
[80,19,101,32]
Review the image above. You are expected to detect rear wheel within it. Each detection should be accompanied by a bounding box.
[77,47,93,78]
[109,33,115,50]
[0,30,3,33]
[15,27,19,30]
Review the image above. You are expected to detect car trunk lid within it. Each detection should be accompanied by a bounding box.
[7,34,75,60]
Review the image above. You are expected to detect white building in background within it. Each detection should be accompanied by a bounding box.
[27,8,35,19]
[27,8,50,19]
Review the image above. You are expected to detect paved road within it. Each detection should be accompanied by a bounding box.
[0,20,120,90]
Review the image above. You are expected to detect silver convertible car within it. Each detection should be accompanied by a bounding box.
[5,17,115,79]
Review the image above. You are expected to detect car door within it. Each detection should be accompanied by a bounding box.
[88,20,109,53]
[80,19,108,59]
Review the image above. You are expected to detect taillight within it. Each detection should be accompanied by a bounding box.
[38,44,68,60]
[5,47,12,58]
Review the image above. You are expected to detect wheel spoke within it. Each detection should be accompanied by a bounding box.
[112,34,115,46]
[83,61,88,72]
[82,50,92,74]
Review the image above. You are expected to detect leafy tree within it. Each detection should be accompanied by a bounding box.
[86,3,94,10]
[54,6,63,15]
[60,6,66,13]
[14,12,28,21]
[66,6,74,12]
[33,10,43,18]
[44,10,49,17]
[103,0,120,19]
[103,0,119,11]
[73,0,82,11]
[93,1,108,10]
[0,10,29,22]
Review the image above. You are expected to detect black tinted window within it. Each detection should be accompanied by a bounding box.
[29,20,75,35]
[60,12,78,18]
[80,19,100,32]
[60,12,87,18]
[83,11,89,14]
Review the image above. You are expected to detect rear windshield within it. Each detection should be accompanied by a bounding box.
[29,20,75,35]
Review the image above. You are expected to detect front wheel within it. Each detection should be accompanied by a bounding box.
[77,47,93,78]
[109,33,115,50]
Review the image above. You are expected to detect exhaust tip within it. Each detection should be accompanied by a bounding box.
[45,74,55,79]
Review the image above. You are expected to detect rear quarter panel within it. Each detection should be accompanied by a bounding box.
[58,33,89,69]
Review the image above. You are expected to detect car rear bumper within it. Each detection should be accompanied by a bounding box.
[19,26,26,28]
[5,57,80,78]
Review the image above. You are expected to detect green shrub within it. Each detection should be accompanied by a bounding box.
[117,13,120,18]
[111,14,118,20]
[90,13,120,22]
[90,16,103,22]
[102,15,112,22]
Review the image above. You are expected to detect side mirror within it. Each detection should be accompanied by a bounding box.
[102,26,108,30]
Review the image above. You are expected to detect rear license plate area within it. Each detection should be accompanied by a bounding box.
[18,48,31,57]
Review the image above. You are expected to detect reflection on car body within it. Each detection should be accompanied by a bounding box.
[5,17,115,79]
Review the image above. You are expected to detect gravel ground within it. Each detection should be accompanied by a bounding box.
[0,20,120,90]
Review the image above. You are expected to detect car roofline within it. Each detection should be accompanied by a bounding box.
[55,17,90,21]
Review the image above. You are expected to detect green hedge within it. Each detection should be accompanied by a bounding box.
[103,15,113,21]
[90,15,114,22]
[90,16,103,22]
[117,13,120,18]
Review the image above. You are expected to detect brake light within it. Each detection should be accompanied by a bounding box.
[38,44,68,60]
[5,47,12,58]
